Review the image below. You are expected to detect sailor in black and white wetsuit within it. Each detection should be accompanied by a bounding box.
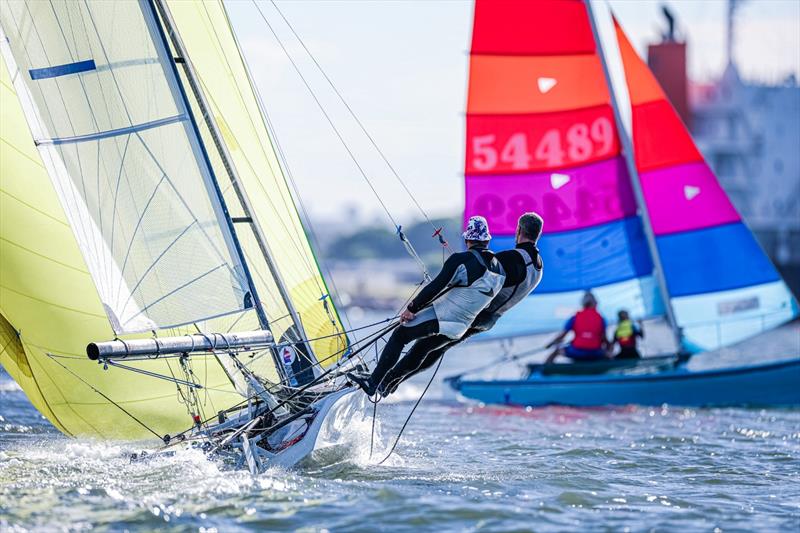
[348,216,505,397]
[380,212,544,394]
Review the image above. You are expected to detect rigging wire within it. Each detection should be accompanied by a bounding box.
[249,0,433,281]
[267,0,453,254]
[372,351,446,466]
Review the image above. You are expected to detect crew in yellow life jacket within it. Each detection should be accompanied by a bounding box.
[613,310,644,360]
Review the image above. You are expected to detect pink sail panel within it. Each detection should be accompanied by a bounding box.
[471,0,595,56]
[466,106,620,175]
[640,162,741,235]
[465,157,637,235]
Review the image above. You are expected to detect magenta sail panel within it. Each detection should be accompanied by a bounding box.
[465,156,636,236]
[639,162,741,236]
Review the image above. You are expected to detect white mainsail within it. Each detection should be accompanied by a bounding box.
[0,0,253,334]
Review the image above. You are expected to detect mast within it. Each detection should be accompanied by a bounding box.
[149,0,316,363]
[584,0,683,350]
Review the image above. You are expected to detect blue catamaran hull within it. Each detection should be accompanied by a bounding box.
[452,358,800,408]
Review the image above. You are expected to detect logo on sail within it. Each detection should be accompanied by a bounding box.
[550,173,570,189]
[537,77,557,94]
[684,185,701,200]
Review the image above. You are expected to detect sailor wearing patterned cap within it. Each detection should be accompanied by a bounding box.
[462,215,492,242]
[380,212,545,395]
[348,214,506,397]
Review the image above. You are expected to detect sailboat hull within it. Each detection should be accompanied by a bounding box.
[451,358,800,408]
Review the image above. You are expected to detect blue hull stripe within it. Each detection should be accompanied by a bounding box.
[454,358,800,407]
[37,115,186,146]
[657,222,779,297]
[492,217,653,293]
[29,59,96,80]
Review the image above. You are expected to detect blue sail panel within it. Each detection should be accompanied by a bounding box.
[479,275,664,340]
[492,217,653,294]
[656,223,780,297]
[672,281,798,352]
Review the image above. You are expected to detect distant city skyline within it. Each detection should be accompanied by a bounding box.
[227,0,800,226]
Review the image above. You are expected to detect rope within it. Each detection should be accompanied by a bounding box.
[46,353,164,441]
[374,350,445,466]
[267,0,453,254]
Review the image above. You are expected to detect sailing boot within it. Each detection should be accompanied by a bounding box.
[346,372,377,396]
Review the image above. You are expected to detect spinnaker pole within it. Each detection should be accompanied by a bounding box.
[149,0,317,366]
[585,0,683,350]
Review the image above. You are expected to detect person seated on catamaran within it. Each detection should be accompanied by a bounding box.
[376,212,545,396]
[613,309,644,360]
[544,291,610,364]
[347,216,506,397]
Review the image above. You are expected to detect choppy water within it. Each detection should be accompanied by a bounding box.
[1,321,799,532]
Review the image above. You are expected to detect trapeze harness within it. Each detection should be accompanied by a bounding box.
[477,246,543,329]
[571,308,605,350]
[432,248,506,339]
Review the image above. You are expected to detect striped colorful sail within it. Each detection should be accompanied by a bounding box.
[613,17,798,351]
[466,0,663,338]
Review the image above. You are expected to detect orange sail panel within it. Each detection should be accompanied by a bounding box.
[467,55,609,114]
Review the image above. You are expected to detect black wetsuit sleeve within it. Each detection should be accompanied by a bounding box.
[407,253,462,313]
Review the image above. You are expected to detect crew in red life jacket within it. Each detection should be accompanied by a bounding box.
[544,291,609,363]
[613,309,644,360]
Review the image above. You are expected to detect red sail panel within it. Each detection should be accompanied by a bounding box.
[632,100,703,171]
[471,0,596,56]
[467,54,609,114]
[614,17,701,172]
[466,106,620,175]
[465,156,637,235]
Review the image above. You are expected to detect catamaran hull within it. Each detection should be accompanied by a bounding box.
[451,359,800,408]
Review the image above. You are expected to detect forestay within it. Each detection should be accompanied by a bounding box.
[465,0,664,339]
[0,0,253,334]
[612,19,798,351]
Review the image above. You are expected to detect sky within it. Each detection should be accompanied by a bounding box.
[225,0,800,229]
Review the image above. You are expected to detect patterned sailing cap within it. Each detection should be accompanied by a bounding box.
[462,215,492,241]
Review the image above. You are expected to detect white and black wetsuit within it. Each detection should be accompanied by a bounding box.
[363,245,505,392]
[382,242,542,392]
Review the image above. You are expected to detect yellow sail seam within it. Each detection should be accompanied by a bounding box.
[1,285,106,318]
[1,237,91,275]
[0,138,46,169]
[1,187,71,227]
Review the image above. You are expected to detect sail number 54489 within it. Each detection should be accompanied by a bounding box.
[470,117,616,173]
